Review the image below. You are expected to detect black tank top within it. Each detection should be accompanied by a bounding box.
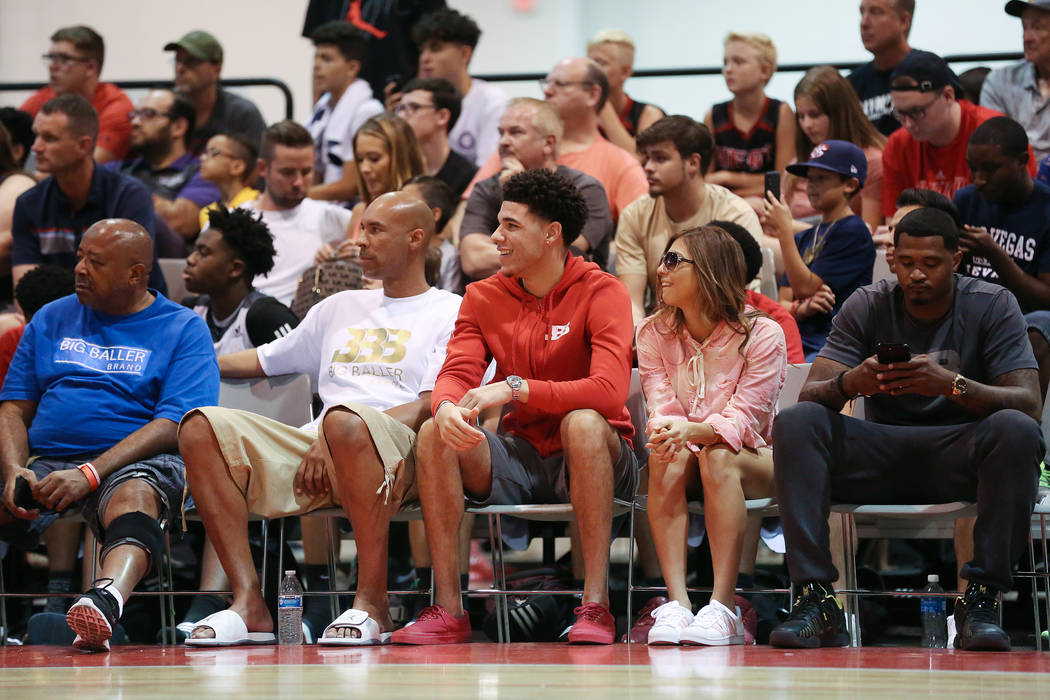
[618,97,661,136]
[711,97,781,173]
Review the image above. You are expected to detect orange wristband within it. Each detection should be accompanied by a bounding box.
[77,462,100,491]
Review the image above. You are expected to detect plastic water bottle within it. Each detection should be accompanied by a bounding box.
[278,570,303,645]
[920,574,947,648]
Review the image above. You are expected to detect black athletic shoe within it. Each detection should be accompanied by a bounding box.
[769,582,850,649]
[953,583,1010,651]
[67,579,120,652]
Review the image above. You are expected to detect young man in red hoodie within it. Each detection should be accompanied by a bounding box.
[394,168,637,645]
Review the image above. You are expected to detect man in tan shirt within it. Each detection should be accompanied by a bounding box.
[615,115,763,322]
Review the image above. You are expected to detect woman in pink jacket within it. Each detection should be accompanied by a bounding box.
[637,225,786,645]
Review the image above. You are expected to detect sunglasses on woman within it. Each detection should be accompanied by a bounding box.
[660,250,696,271]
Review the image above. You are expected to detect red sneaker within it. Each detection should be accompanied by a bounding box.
[735,595,758,645]
[568,602,615,644]
[391,604,471,645]
[622,595,670,643]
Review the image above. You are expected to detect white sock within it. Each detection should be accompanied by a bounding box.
[99,584,124,619]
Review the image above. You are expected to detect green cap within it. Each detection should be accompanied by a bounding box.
[164,30,223,62]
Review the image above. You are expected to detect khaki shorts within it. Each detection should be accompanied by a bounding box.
[181,402,418,519]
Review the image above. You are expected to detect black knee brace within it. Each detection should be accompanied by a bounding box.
[99,511,165,574]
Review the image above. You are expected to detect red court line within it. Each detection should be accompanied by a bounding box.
[2,644,1050,672]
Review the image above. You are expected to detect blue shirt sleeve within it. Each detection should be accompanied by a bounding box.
[176,171,222,208]
[154,314,219,422]
[1038,155,1050,188]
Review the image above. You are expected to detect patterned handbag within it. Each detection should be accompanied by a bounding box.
[290,258,364,319]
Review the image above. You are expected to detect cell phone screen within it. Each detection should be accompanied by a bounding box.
[764,171,781,200]
[876,342,911,364]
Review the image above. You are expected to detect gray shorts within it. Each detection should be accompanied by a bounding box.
[472,428,639,507]
[0,453,184,549]
[470,429,639,550]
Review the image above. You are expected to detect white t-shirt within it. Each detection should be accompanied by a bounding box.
[449,78,507,166]
[240,198,351,305]
[258,286,462,432]
[308,79,385,185]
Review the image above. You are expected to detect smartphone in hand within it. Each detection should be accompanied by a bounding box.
[764,171,781,200]
[13,475,41,510]
[876,342,911,364]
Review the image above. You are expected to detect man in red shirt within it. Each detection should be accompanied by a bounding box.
[21,26,132,164]
[395,169,638,645]
[882,50,1036,219]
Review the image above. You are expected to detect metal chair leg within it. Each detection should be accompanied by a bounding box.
[626,500,637,635]
[840,512,861,647]
[494,514,509,643]
[277,518,286,584]
[163,528,177,645]
[325,516,339,620]
[260,519,269,599]
[1042,514,1050,649]
[1030,525,1042,652]
[0,553,7,646]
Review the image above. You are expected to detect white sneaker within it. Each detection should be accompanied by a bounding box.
[680,600,744,646]
[647,601,695,645]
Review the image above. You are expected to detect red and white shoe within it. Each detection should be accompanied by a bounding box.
[67,586,120,653]
[390,604,471,645]
[679,600,745,646]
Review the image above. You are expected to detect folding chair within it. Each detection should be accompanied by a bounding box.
[287,505,434,623]
[180,374,313,616]
[158,258,189,304]
[468,370,647,643]
[625,363,809,634]
[1019,383,1050,649]
[831,502,976,647]
[0,510,177,646]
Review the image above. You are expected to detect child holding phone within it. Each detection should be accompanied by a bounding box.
[763,140,875,360]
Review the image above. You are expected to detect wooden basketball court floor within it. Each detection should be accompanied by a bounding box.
[2,643,1049,698]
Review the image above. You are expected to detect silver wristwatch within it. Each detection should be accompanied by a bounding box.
[951,373,968,397]
[506,375,523,402]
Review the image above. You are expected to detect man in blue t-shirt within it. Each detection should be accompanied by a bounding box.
[0,218,218,652]
[953,116,1050,396]
[12,94,168,296]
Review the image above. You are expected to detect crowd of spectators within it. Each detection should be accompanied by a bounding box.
[0,0,1048,655]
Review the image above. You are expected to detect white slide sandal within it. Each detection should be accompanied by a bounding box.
[318,608,392,646]
[184,609,277,647]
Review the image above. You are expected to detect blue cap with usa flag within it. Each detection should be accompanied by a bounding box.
[785,140,867,188]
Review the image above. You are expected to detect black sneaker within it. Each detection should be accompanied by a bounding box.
[66,579,120,652]
[954,583,1010,651]
[769,582,850,649]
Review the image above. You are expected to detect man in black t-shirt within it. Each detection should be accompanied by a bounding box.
[184,206,298,354]
[395,77,477,198]
[771,207,1043,652]
[847,0,915,135]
